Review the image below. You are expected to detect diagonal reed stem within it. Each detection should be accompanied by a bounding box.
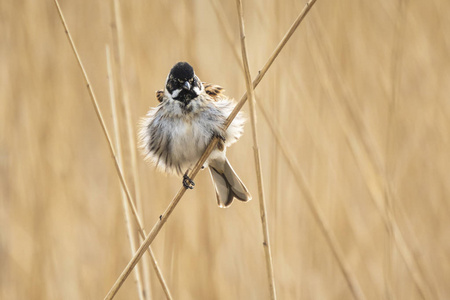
[235,0,277,299]
[104,1,318,298]
[52,1,172,299]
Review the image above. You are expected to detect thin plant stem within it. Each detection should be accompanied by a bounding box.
[110,0,144,216]
[53,1,172,299]
[104,1,318,298]
[235,0,277,299]
[106,46,145,300]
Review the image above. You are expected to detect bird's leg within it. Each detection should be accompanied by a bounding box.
[182,170,195,189]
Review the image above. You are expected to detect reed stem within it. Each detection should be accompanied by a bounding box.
[235,0,277,298]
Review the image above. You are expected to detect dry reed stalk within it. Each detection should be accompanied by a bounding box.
[269,1,281,237]
[235,0,277,299]
[104,1,318,298]
[109,0,147,223]
[309,17,434,299]
[109,1,172,298]
[53,1,172,299]
[110,0,145,235]
[106,46,146,300]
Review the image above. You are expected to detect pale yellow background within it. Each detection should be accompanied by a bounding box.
[1,0,449,299]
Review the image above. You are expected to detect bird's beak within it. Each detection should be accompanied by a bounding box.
[183,81,191,90]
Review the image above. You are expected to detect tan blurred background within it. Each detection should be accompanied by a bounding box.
[1,0,450,299]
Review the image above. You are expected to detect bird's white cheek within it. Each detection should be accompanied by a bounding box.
[171,89,181,98]
[193,86,201,95]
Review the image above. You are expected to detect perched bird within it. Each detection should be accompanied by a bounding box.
[139,62,252,208]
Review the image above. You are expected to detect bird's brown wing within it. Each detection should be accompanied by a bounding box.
[203,82,227,151]
[203,82,225,101]
[156,90,164,103]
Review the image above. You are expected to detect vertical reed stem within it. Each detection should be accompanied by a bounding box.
[235,0,277,298]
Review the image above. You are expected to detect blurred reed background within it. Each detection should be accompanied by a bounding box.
[1,0,450,299]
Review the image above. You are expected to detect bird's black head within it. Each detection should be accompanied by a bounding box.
[165,62,203,104]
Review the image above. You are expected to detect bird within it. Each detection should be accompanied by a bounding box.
[139,62,252,208]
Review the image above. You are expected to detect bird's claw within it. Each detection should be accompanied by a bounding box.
[183,174,195,189]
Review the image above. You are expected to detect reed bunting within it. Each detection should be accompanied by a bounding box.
[139,62,252,208]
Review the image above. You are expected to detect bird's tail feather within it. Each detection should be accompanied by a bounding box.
[209,159,252,208]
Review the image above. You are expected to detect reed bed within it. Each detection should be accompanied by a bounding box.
[1,0,450,299]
